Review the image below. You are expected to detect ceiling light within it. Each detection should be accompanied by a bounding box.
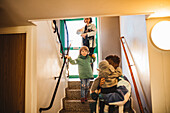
[151,21,170,50]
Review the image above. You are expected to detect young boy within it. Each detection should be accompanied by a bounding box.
[66,46,96,103]
[91,54,122,92]
[91,60,122,94]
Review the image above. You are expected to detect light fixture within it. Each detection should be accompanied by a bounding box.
[151,21,170,50]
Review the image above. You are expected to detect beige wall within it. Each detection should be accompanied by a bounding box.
[120,15,151,113]
[34,20,68,113]
[146,17,170,113]
[98,16,121,61]
[0,26,37,113]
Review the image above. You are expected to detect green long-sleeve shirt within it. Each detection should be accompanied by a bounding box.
[69,55,96,79]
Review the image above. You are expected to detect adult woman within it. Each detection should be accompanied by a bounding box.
[77,17,97,56]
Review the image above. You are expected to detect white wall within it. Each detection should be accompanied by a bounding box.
[34,20,68,113]
[98,16,121,61]
[146,17,170,113]
[120,15,151,113]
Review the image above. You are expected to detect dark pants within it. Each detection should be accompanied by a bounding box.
[99,86,118,113]
[89,48,95,56]
[82,37,95,55]
[89,48,95,70]
[99,101,105,113]
[99,101,116,113]
[101,85,117,94]
[82,37,95,70]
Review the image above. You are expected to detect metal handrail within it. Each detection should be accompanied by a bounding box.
[120,36,144,113]
[39,20,70,113]
[39,58,67,113]
[53,20,65,57]
[64,20,70,78]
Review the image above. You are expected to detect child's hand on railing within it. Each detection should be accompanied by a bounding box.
[91,54,95,58]
[65,55,71,59]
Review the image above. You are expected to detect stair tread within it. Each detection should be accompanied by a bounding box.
[67,89,81,91]
[65,99,95,102]
[60,110,90,113]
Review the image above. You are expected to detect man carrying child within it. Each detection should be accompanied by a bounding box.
[90,55,134,113]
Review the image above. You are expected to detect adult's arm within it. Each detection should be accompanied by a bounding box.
[86,24,96,37]
[90,77,101,92]
[76,27,84,35]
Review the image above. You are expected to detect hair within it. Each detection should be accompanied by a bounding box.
[105,55,120,64]
[79,46,89,55]
[84,17,92,23]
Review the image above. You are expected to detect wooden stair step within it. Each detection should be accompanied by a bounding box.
[63,99,95,111]
[66,89,91,100]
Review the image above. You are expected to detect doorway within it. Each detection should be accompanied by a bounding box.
[60,18,99,78]
[0,33,26,113]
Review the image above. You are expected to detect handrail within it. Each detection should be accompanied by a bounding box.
[64,20,69,49]
[120,36,144,113]
[39,20,70,113]
[63,20,70,78]
[53,20,65,58]
[39,58,67,113]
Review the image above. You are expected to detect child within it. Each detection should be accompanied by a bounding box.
[65,46,96,104]
[91,60,122,94]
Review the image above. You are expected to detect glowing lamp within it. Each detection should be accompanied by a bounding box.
[151,21,170,50]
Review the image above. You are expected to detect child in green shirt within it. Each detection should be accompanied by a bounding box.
[65,46,96,103]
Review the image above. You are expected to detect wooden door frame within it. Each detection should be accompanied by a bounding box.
[0,26,37,113]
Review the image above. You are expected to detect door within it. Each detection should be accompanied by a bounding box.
[0,33,26,113]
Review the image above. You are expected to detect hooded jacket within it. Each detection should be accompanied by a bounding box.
[91,60,122,91]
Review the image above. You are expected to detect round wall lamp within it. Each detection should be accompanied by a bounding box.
[151,21,170,50]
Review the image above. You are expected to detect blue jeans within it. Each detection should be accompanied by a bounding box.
[80,79,90,98]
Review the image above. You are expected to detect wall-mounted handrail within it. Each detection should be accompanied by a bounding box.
[53,20,65,58]
[63,20,70,78]
[123,37,150,113]
[39,58,67,113]
[39,20,70,113]
[120,36,144,113]
[64,20,69,49]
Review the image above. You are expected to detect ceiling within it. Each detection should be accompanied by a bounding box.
[0,0,170,27]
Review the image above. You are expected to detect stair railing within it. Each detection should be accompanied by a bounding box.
[64,20,70,78]
[120,36,144,113]
[39,20,70,113]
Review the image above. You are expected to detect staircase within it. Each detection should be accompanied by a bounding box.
[60,80,95,113]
